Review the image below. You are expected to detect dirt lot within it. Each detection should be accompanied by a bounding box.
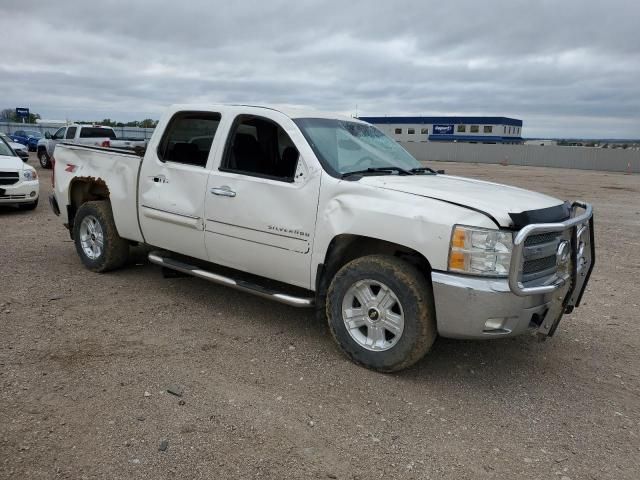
[1,154,639,479]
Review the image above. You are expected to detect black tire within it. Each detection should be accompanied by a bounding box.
[326,255,437,372]
[72,200,129,273]
[18,199,38,211]
[37,149,51,168]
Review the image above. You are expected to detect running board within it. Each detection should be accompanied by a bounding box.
[148,251,315,308]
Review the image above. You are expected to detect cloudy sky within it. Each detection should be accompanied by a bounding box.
[1,0,638,138]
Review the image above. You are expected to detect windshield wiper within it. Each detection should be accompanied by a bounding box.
[409,167,437,175]
[342,167,414,178]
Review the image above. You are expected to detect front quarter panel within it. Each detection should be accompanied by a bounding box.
[311,173,497,286]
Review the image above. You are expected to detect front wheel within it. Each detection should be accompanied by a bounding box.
[37,149,51,168]
[326,255,437,372]
[73,200,129,272]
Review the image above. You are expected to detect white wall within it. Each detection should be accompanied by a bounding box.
[401,141,639,173]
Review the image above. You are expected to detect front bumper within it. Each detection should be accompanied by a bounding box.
[432,202,594,340]
[0,180,39,204]
[432,272,559,339]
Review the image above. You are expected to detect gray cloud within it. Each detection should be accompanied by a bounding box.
[1,0,638,137]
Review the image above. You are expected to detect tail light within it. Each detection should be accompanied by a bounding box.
[51,157,56,188]
[101,140,110,148]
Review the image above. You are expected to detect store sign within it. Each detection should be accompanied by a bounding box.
[433,124,454,135]
[15,108,29,118]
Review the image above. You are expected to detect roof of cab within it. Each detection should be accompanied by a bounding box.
[168,104,363,123]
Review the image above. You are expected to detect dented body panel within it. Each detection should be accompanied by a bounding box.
[53,145,144,242]
[310,176,495,287]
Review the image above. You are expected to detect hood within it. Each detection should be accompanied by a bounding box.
[359,174,563,227]
[0,154,25,171]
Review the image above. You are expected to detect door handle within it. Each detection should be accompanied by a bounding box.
[151,174,167,183]
[210,186,236,197]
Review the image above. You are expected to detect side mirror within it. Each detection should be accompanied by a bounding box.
[44,132,51,139]
[22,157,28,163]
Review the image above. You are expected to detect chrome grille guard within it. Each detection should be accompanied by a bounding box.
[509,202,594,309]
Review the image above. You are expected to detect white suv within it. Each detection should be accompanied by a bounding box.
[0,136,39,210]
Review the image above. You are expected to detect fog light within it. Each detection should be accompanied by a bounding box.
[30,191,36,197]
[484,317,507,332]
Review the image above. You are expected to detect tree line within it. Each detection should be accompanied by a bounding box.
[75,118,159,128]
[1,108,41,123]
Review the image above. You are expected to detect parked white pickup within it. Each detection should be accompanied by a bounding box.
[37,124,148,169]
[49,104,594,372]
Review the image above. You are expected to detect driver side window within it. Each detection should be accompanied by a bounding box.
[52,128,66,140]
[221,115,299,182]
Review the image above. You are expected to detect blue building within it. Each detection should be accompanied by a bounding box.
[359,116,524,144]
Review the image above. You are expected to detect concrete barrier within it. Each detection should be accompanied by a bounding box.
[402,142,639,173]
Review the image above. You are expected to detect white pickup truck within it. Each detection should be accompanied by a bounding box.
[37,124,148,169]
[49,105,595,372]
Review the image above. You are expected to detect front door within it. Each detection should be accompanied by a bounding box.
[138,111,222,260]
[204,113,321,289]
[49,127,67,156]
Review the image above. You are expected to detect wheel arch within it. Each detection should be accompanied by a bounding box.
[316,234,433,299]
[67,177,111,235]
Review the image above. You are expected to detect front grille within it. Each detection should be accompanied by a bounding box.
[0,194,26,199]
[525,232,559,246]
[521,231,564,283]
[0,171,19,186]
[523,255,556,275]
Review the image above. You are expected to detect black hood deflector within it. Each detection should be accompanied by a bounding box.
[508,201,571,229]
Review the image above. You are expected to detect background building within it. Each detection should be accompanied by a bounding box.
[359,116,524,144]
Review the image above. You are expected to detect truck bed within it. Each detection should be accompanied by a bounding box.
[53,143,145,243]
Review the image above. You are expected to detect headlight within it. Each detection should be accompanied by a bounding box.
[23,169,37,181]
[448,225,513,277]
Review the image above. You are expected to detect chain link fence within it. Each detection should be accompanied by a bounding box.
[0,121,155,139]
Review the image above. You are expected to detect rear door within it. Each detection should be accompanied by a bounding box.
[204,112,321,289]
[138,111,223,260]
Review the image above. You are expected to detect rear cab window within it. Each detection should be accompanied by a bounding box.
[80,127,116,139]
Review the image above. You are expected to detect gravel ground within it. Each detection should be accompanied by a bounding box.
[1,154,638,479]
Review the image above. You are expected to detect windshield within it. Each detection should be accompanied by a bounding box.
[294,118,421,176]
[294,118,421,175]
[24,130,42,138]
[0,136,16,156]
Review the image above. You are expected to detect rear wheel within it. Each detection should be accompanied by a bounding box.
[73,200,129,272]
[326,255,437,372]
[37,149,51,168]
